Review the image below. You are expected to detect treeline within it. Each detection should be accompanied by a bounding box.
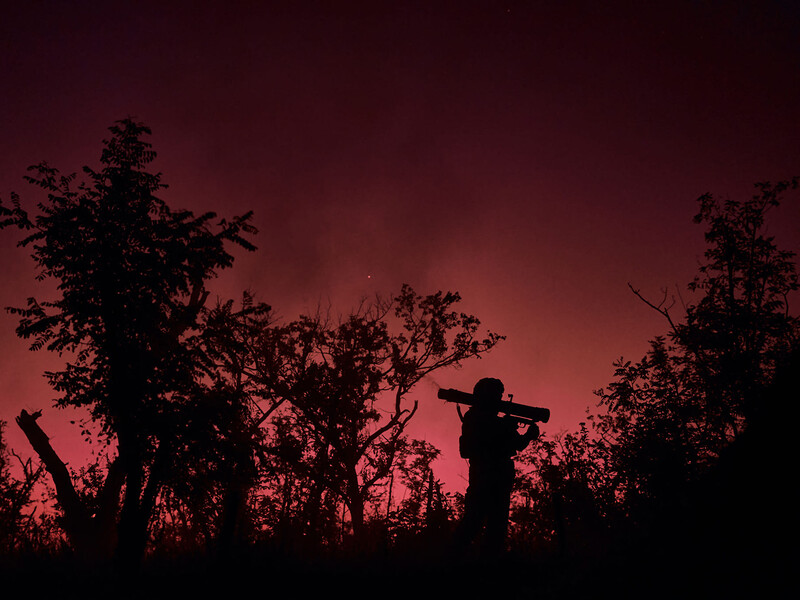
[0,120,501,570]
[509,177,799,578]
[1,121,797,583]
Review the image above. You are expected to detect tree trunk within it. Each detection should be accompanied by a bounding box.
[114,429,147,572]
[217,470,251,557]
[345,469,365,547]
[114,433,171,572]
[15,410,122,562]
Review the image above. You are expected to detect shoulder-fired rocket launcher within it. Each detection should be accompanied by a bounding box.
[437,388,550,425]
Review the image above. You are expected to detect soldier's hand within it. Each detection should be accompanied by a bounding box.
[526,423,540,440]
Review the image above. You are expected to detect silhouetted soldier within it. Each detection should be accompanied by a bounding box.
[453,377,539,556]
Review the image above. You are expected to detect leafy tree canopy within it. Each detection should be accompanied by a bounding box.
[1,118,257,437]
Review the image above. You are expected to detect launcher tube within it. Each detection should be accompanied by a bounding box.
[437,388,550,423]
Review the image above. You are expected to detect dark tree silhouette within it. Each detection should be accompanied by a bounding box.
[592,178,799,517]
[509,177,800,566]
[386,438,452,547]
[509,179,799,568]
[191,293,278,552]
[13,410,124,560]
[0,119,257,568]
[253,286,503,547]
[514,423,612,557]
[0,420,46,554]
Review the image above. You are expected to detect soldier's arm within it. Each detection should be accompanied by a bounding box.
[514,422,540,451]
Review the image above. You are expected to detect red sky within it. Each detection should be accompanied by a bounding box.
[1,1,799,493]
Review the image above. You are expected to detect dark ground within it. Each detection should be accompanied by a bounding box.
[2,532,792,600]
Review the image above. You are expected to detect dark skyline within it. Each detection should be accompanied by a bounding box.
[1,1,798,491]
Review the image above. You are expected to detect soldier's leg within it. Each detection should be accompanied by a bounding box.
[483,478,513,556]
[452,480,488,550]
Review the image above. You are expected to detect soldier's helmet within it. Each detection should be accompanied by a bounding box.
[473,377,504,406]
